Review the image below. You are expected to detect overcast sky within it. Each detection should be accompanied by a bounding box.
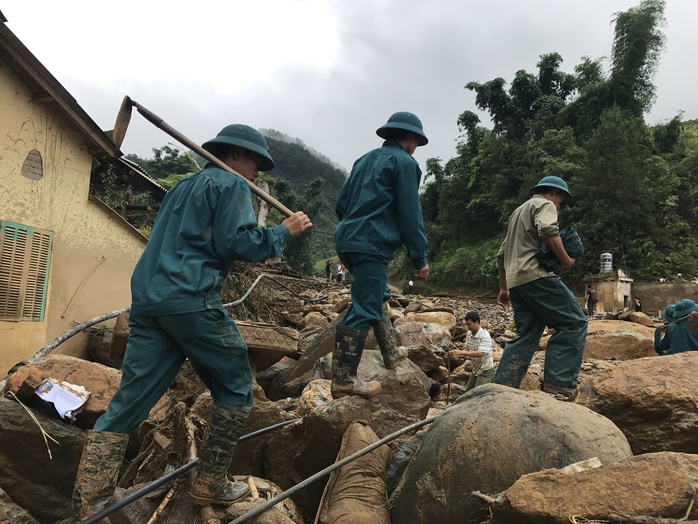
[3,1,697,173]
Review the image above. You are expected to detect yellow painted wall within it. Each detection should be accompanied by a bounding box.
[0,60,146,373]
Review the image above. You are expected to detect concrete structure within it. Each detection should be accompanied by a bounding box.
[586,268,634,314]
[0,20,163,373]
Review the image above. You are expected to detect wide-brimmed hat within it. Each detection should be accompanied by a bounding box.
[376,112,428,146]
[528,176,574,204]
[202,124,275,171]
[666,299,698,321]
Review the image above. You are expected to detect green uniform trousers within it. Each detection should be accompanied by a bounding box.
[338,252,391,330]
[95,308,253,434]
[464,367,495,392]
[493,276,587,390]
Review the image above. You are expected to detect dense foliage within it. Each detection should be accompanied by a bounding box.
[407,0,698,292]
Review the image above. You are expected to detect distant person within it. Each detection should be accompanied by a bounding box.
[585,284,599,318]
[325,260,333,282]
[407,280,414,294]
[655,299,698,355]
[634,296,642,313]
[493,176,587,400]
[332,111,430,398]
[677,273,686,282]
[336,263,345,284]
[449,311,495,391]
[71,124,312,519]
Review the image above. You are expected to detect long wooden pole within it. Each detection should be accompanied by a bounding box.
[129,98,293,217]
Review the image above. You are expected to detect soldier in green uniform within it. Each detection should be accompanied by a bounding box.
[72,124,312,519]
[332,112,430,399]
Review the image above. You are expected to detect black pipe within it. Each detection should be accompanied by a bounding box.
[79,417,301,524]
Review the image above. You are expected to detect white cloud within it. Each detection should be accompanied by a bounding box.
[2,0,696,172]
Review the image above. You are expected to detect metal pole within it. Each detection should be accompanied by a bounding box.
[79,417,301,524]
[230,415,438,524]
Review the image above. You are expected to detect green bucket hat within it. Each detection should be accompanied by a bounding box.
[667,299,698,321]
[528,176,574,204]
[202,124,275,171]
[376,112,428,146]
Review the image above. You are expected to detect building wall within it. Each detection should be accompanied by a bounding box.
[0,60,145,373]
[633,282,698,317]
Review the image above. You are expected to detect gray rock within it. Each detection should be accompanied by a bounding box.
[0,397,85,523]
[390,383,633,524]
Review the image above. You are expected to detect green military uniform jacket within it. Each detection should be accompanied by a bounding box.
[496,195,559,289]
[654,322,698,355]
[334,141,427,269]
[130,166,290,316]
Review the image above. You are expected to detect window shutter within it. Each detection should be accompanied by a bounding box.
[0,222,53,322]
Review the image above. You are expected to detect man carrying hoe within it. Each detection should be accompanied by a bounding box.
[72,124,312,519]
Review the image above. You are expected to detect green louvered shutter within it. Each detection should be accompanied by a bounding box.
[0,221,53,321]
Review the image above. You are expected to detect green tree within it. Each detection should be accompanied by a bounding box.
[608,0,666,115]
[143,145,200,179]
[567,106,676,278]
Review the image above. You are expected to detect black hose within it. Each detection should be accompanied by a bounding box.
[79,417,301,524]
[229,415,438,524]
[4,307,131,378]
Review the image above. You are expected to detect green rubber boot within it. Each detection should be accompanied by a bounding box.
[374,303,408,369]
[189,403,250,506]
[331,325,382,399]
[72,430,129,521]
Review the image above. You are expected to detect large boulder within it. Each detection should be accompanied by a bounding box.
[390,384,632,524]
[313,351,432,434]
[0,397,85,523]
[575,352,698,454]
[492,452,698,522]
[583,320,656,360]
[3,354,121,428]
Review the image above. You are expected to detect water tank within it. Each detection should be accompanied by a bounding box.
[600,252,613,273]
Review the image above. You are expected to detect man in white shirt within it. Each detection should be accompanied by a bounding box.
[449,311,495,392]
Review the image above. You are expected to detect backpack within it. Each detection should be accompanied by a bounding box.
[587,289,598,303]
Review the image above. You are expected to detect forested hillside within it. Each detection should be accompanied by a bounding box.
[405,0,698,293]
[94,133,347,274]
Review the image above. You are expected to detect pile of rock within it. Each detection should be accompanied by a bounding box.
[1,282,697,523]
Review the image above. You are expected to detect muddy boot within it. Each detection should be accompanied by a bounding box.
[374,303,408,369]
[189,403,250,506]
[72,430,129,521]
[542,383,577,401]
[331,325,382,399]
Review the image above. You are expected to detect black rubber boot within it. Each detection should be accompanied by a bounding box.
[189,403,250,506]
[72,430,129,522]
[374,302,408,369]
[331,325,382,399]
